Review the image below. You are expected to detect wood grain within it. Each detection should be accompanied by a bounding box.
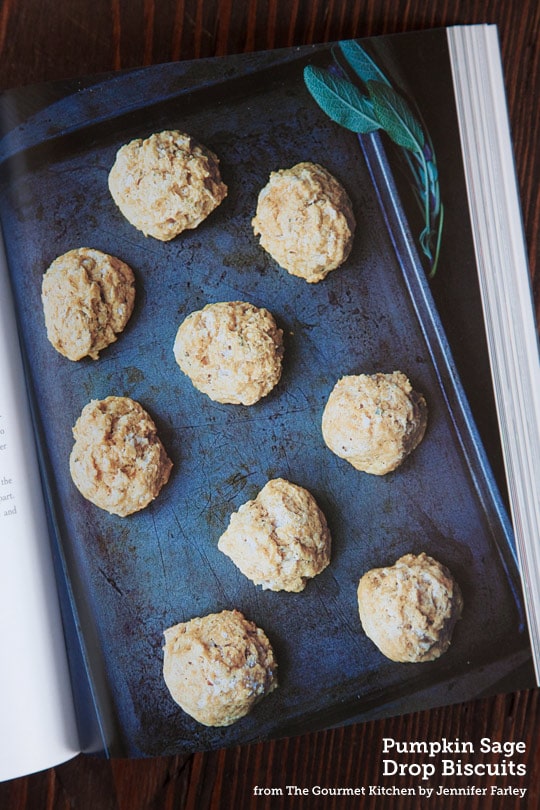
[0,2,538,808]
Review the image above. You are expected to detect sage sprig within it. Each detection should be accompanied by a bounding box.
[304,40,444,277]
[303,67,380,133]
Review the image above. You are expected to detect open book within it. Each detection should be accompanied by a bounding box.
[1,24,538,782]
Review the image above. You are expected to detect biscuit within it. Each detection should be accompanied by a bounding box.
[108,130,227,240]
[41,248,135,361]
[322,371,427,475]
[69,396,172,516]
[173,301,284,405]
[357,552,463,663]
[218,478,331,592]
[251,161,355,283]
[162,609,277,726]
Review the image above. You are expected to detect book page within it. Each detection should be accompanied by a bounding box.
[0,239,79,781]
[0,30,534,760]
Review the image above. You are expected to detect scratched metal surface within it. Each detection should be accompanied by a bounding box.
[0,39,529,756]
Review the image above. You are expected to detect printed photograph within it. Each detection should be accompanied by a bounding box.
[0,30,533,758]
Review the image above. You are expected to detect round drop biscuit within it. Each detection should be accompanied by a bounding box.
[173,301,284,405]
[41,248,135,361]
[357,552,463,663]
[162,609,277,726]
[69,396,172,517]
[251,161,355,283]
[322,371,427,475]
[108,130,227,240]
[218,478,331,592]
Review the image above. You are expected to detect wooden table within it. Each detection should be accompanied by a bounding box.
[1,2,538,808]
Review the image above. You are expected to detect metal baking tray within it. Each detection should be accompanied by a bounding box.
[0,38,531,756]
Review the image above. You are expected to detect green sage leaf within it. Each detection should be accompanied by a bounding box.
[419,225,433,258]
[303,66,380,133]
[367,81,425,152]
[339,40,391,87]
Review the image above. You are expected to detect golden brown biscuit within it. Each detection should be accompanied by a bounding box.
[357,552,463,663]
[69,396,172,516]
[108,130,227,240]
[218,478,331,592]
[251,161,355,282]
[322,371,427,475]
[162,609,277,726]
[41,248,135,361]
[173,301,284,405]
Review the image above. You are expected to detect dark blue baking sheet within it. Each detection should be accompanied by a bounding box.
[0,38,531,757]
